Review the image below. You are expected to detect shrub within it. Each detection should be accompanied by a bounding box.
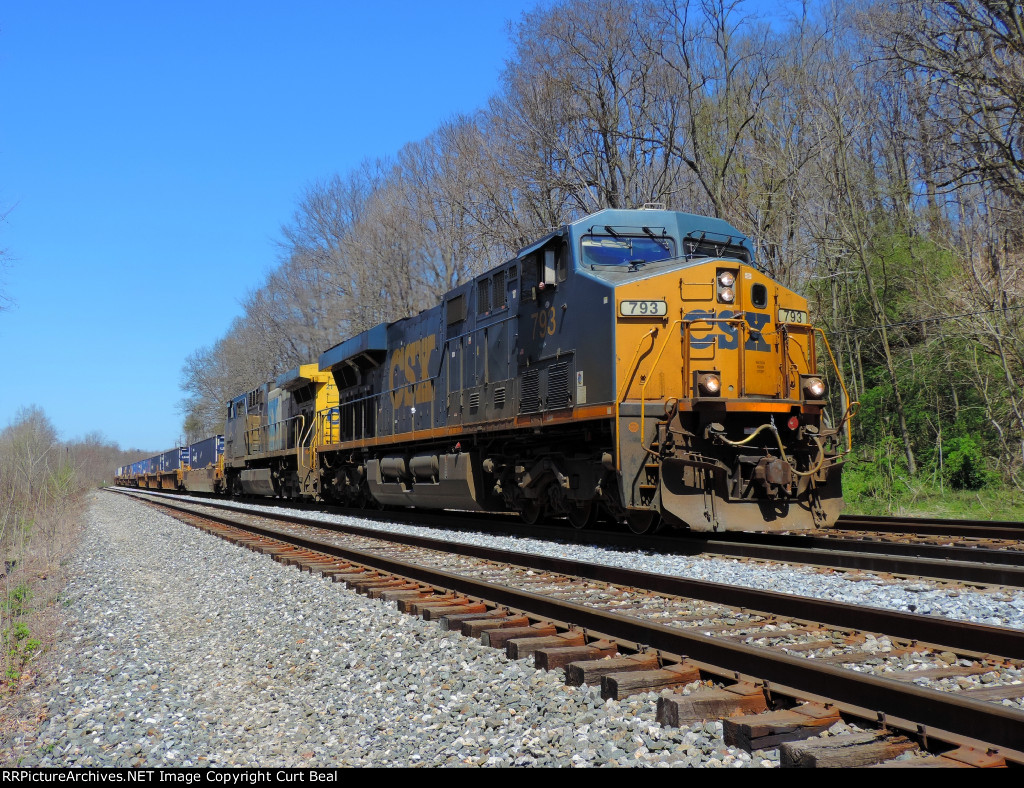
[941,436,991,490]
[3,622,40,681]
[3,583,31,616]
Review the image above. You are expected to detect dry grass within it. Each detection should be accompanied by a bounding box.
[0,407,143,763]
[0,493,85,764]
[1,503,83,682]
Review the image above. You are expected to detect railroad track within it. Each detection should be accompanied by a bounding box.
[836,513,1024,541]
[114,488,1024,767]
[115,488,1024,588]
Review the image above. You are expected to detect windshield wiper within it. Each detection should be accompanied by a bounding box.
[642,226,670,251]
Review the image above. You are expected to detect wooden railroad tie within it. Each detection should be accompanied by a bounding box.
[461,616,531,638]
[398,594,461,614]
[780,732,917,768]
[379,588,433,603]
[534,641,619,671]
[506,630,586,660]
[481,623,558,649]
[438,610,509,632]
[564,653,661,687]
[406,596,472,616]
[366,582,422,600]
[657,682,768,727]
[419,602,488,622]
[722,702,841,750]
[600,661,702,700]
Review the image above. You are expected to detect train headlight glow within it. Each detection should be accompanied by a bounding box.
[718,271,736,287]
[719,286,735,303]
[697,372,721,395]
[803,377,826,398]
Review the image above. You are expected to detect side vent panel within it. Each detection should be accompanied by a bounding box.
[548,362,570,409]
[520,369,540,413]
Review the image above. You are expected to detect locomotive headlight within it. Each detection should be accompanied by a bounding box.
[802,376,826,399]
[697,372,722,395]
[717,269,738,303]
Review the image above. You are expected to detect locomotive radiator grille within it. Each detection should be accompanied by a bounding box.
[521,369,540,413]
[548,362,570,409]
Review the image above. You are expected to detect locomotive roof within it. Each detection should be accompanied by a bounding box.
[516,208,754,261]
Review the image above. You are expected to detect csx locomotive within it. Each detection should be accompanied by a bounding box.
[118,207,851,533]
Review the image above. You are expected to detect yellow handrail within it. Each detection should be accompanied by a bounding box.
[638,320,683,454]
[615,328,657,471]
[813,327,858,452]
[679,315,748,393]
[300,411,321,471]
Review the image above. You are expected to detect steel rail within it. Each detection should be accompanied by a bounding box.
[118,489,1024,657]
[671,533,1024,587]
[838,513,1024,540]
[113,488,1024,591]
[133,491,1024,758]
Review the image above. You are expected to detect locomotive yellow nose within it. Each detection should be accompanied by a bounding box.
[614,262,816,405]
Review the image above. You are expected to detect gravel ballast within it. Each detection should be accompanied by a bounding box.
[8,492,784,768]
[200,494,1024,631]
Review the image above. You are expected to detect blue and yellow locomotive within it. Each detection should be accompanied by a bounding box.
[119,207,850,533]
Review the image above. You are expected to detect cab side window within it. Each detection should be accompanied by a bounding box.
[522,253,539,292]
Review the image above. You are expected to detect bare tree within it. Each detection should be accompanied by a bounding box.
[872,1,1024,209]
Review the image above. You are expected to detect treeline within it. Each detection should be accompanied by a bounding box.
[0,407,150,682]
[180,0,1024,498]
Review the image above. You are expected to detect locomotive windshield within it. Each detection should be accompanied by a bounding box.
[581,234,676,269]
[680,231,752,264]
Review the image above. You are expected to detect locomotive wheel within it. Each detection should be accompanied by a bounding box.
[521,501,545,525]
[626,510,662,535]
[566,501,596,530]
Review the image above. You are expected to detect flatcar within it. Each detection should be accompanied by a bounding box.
[117,436,224,493]
[118,206,852,533]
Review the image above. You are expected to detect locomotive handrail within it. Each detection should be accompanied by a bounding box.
[244,414,305,456]
[778,327,812,398]
[639,320,684,456]
[615,328,657,470]
[680,315,749,395]
[317,400,374,446]
[299,413,319,471]
[812,326,857,453]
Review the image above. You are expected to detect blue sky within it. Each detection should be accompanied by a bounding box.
[0,1,538,451]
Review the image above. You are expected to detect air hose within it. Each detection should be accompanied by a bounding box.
[714,422,826,478]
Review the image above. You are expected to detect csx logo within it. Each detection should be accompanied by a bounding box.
[389,335,438,408]
[684,309,770,352]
